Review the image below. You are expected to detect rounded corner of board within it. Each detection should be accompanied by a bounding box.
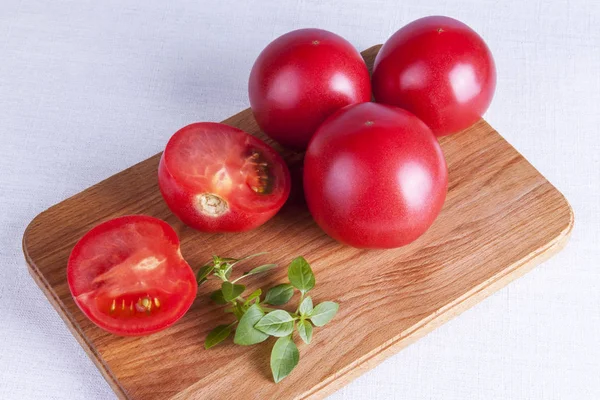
[551,187,575,245]
[22,211,45,270]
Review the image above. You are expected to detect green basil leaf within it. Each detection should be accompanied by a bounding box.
[210,290,227,305]
[222,281,245,302]
[232,302,244,320]
[212,255,225,264]
[204,324,232,349]
[224,264,233,280]
[287,257,315,294]
[270,335,299,383]
[244,263,278,276]
[230,252,268,267]
[298,296,313,316]
[297,319,313,344]
[264,284,294,305]
[216,256,237,263]
[196,264,214,285]
[255,310,294,337]
[309,301,339,327]
[233,304,269,346]
[244,288,262,305]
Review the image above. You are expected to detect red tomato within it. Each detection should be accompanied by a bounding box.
[248,28,372,149]
[304,103,448,249]
[372,16,496,136]
[67,215,197,336]
[158,122,291,232]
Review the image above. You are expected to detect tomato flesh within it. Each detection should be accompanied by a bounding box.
[67,215,197,336]
[249,28,372,149]
[158,122,291,232]
[304,103,448,249]
[372,16,496,136]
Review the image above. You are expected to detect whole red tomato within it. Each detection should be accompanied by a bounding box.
[249,28,371,149]
[372,16,496,136]
[158,123,291,232]
[67,215,197,336]
[304,103,448,249]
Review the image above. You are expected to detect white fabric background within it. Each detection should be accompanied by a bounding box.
[1,1,599,399]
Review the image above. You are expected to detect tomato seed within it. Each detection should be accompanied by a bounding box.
[246,149,274,194]
[135,301,146,313]
[142,297,151,310]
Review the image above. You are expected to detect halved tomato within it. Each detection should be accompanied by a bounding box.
[67,215,197,336]
[158,122,291,232]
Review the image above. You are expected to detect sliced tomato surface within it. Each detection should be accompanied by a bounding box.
[67,215,197,336]
[158,123,291,232]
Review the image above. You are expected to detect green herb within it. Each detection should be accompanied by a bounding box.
[205,324,233,349]
[264,283,294,305]
[309,301,339,326]
[210,289,227,305]
[242,263,278,277]
[287,257,315,294]
[244,288,262,305]
[270,335,299,383]
[221,282,245,302]
[196,264,214,285]
[234,303,268,346]
[255,310,294,337]
[298,296,313,316]
[297,319,313,344]
[200,254,339,383]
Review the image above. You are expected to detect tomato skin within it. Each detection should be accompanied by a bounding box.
[249,28,372,149]
[67,215,197,336]
[304,103,448,249]
[158,123,291,233]
[372,16,496,136]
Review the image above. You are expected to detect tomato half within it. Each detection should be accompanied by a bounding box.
[248,28,372,149]
[67,215,197,336]
[372,16,496,136]
[158,122,291,232]
[304,103,448,249]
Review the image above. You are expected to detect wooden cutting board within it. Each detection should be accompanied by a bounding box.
[22,45,573,400]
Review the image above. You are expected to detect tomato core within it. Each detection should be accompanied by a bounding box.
[196,193,228,217]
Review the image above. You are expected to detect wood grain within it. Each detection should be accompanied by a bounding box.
[22,45,574,400]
